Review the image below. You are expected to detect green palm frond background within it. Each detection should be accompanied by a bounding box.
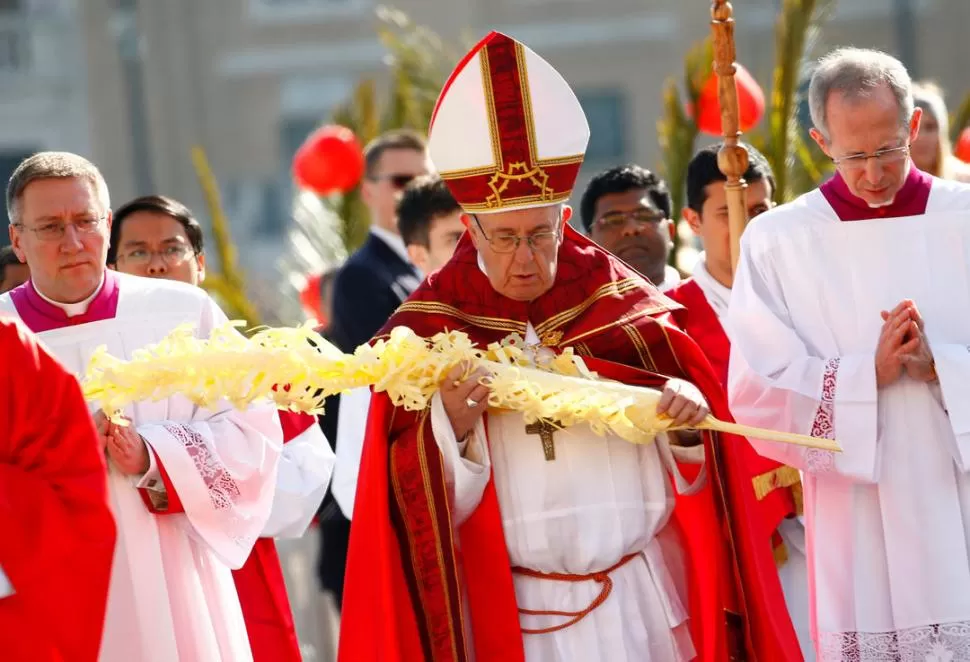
[330,7,456,254]
[658,0,837,223]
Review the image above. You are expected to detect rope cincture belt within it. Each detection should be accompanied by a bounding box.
[512,551,640,635]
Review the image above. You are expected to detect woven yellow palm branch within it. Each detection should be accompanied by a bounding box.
[81,323,839,452]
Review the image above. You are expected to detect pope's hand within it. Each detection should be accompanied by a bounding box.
[440,362,491,442]
[106,419,151,476]
[656,378,709,427]
[92,410,110,451]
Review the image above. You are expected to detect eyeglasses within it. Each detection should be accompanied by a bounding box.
[369,173,417,190]
[13,215,105,242]
[595,209,667,231]
[119,245,196,266]
[831,144,910,172]
[472,215,560,254]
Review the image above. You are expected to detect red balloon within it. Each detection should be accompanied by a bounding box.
[956,127,970,164]
[691,64,766,137]
[292,125,365,195]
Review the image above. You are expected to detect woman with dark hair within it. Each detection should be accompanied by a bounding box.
[107,195,206,284]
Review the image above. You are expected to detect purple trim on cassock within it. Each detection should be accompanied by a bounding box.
[820,164,933,221]
[10,270,120,332]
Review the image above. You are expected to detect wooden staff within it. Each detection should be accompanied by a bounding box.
[710,1,750,273]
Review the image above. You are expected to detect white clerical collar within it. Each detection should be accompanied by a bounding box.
[655,264,682,292]
[33,273,105,317]
[691,253,732,320]
[370,225,412,266]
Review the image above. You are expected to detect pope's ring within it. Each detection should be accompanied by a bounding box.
[465,398,479,409]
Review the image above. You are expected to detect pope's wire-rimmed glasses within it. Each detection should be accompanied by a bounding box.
[472,214,560,253]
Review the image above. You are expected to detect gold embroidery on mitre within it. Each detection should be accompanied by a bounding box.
[486,161,555,209]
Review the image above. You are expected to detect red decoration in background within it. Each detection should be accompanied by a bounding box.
[956,127,970,163]
[292,125,365,195]
[299,272,326,326]
[690,63,766,136]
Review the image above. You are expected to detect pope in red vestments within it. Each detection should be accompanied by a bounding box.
[0,317,116,661]
[338,31,799,662]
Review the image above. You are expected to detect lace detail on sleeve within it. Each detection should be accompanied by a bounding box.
[818,621,970,661]
[806,358,840,474]
[162,423,241,511]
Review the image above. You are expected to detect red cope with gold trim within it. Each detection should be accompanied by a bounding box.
[337,228,802,662]
[431,32,584,212]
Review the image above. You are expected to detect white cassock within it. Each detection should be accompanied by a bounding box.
[689,256,814,660]
[430,323,703,662]
[726,179,970,661]
[262,414,334,539]
[332,384,370,518]
[0,272,283,662]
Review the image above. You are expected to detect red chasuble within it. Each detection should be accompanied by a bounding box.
[668,279,801,561]
[0,317,116,662]
[230,410,315,662]
[339,227,801,662]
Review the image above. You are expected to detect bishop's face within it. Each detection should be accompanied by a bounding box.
[467,205,569,302]
[811,83,921,208]
[9,177,110,303]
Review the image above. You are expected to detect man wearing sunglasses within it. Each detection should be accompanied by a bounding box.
[729,48,970,660]
[320,129,430,611]
[340,31,801,662]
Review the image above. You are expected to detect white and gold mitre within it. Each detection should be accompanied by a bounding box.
[428,31,590,214]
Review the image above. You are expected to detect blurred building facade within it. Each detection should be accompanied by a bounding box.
[0,0,966,264]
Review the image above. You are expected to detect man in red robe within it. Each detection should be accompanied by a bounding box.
[668,143,810,657]
[0,316,116,661]
[339,31,799,662]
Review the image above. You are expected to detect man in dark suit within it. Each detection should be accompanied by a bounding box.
[317,129,430,607]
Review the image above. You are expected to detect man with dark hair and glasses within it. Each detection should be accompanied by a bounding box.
[107,195,205,285]
[107,194,333,662]
[667,143,813,659]
[0,151,285,661]
[729,48,970,659]
[340,32,801,662]
[581,165,680,291]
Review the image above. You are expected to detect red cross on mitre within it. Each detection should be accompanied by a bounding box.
[428,32,590,214]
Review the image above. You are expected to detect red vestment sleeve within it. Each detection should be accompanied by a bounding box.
[137,449,185,514]
[0,319,117,662]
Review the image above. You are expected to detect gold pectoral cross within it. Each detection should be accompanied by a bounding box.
[525,419,559,461]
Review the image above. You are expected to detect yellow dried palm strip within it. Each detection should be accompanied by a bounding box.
[81,323,840,452]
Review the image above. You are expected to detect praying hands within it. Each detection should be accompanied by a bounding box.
[876,299,937,387]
